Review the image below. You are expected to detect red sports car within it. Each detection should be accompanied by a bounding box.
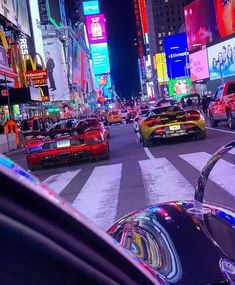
[25,124,109,170]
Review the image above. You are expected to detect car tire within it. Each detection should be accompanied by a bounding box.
[142,137,153,147]
[196,130,206,140]
[227,110,235,130]
[209,113,218,127]
[27,163,41,171]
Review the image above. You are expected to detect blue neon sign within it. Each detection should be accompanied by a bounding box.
[164,33,190,79]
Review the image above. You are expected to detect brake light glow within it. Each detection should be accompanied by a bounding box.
[146,118,161,127]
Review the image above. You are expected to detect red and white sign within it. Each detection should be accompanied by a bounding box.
[26,69,48,87]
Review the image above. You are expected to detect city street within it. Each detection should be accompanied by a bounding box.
[9,120,235,231]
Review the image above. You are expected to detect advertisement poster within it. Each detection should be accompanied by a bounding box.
[208,37,235,81]
[164,33,190,79]
[43,38,69,101]
[80,50,87,91]
[86,14,107,44]
[72,41,81,88]
[90,43,110,75]
[168,78,192,98]
[189,49,209,82]
[0,0,30,36]
[154,53,168,83]
[184,0,218,51]
[83,1,100,16]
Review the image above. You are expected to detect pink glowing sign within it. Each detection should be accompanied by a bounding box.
[86,14,107,44]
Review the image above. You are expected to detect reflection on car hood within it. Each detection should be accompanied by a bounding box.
[108,201,235,284]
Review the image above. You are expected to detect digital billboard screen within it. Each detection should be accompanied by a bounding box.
[168,78,192,98]
[90,43,110,75]
[86,14,107,44]
[95,74,111,90]
[154,53,168,83]
[83,1,100,16]
[189,49,209,82]
[164,33,190,79]
[184,0,218,51]
[208,37,235,81]
[214,0,235,38]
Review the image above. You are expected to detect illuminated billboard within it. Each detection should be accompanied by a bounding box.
[184,0,218,51]
[29,0,45,63]
[164,33,190,79]
[83,1,100,16]
[86,14,107,44]
[168,78,192,98]
[208,37,235,81]
[0,0,30,36]
[90,43,110,75]
[154,53,168,83]
[189,49,209,82]
[95,74,111,89]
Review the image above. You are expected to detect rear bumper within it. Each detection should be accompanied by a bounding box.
[26,142,108,167]
[148,124,204,140]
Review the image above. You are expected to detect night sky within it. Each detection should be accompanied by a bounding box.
[101,0,141,99]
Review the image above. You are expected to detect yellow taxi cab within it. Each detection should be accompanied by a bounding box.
[107,110,122,124]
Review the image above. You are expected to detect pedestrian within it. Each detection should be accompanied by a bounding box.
[202,95,209,116]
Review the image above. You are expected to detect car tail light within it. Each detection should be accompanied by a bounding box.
[154,128,164,135]
[185,112,200,121]
[146,118,161,127]
[85,131,100,138]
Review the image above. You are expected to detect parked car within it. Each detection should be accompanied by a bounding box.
[1,141,235,284]
[209,81,235,129]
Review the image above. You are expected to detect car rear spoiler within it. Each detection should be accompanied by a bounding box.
[22,122,101,138]
[193,140,235,213]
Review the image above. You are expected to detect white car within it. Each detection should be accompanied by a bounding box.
[133,109,149,132]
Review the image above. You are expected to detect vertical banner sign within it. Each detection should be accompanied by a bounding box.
[43,38,69,101]
[86,14,107,44]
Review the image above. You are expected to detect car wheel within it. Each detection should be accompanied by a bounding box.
[196,130,206,140]
[209,113,218,127]
[27,163,41,171]
[142,137,153,147]
[227,110,235,130]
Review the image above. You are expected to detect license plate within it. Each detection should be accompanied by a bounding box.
[57,140,70,148]
[169,125,181,131]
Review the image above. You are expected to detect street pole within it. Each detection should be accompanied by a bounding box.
[4,73,11,120]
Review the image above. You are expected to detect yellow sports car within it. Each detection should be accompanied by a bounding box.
[139,105,206,147]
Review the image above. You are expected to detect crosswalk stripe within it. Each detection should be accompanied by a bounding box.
[229,148,235,155]
[72,163,122,231]
[43,170,81,194]
[179,152,235,197]
[139,158,194,205]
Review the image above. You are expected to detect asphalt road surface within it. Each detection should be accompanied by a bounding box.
[8,120,235,231]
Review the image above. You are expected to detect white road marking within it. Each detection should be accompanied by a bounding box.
[139,158,194,205]
[144,147,156,160]
[206,127,235,134]
[72,164,122,231]
[179,152,235,197]
[43,170,81,194]
[229,148,235,155]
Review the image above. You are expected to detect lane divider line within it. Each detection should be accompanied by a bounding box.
[206,127,235,134]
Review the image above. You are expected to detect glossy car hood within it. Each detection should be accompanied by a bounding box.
[108,201,235,284]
